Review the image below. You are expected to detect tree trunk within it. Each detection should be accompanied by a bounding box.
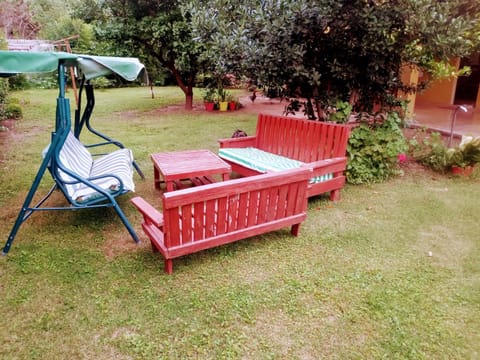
[184,84,194,110]
[185,92,193,110]
[168,64,195,110]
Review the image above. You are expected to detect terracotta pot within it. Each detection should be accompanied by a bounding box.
[451,165,474,176]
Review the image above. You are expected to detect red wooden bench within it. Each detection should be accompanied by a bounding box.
[218,113,351,201]
[131,167,312,274]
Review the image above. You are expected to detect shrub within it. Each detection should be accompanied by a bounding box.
[29,73,58,89]
[8,74,30,90]
[409,132,480,172]
[91,77,113,88]
[347,112,407,184]
[5,102,23,119]
[0,78,9,120]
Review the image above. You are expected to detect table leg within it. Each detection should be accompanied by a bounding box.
[153,166,161,189]
[166,181,174,192]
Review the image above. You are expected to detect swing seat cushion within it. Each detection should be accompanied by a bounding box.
[56,132,135,203]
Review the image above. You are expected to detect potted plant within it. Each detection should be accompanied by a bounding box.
[203,88,216,111]
[227,93,237,111]
[217,88,229,112]
[446,135,480,175]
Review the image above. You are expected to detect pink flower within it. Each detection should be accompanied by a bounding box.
[398,153,407,163]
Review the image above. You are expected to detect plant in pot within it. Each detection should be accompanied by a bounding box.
[227,93,237,111]
[217,88,229,111]
[203,88,216,111]
[446,135,480,175]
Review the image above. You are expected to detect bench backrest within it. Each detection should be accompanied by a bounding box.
[161,167,312,257]
[255,114,351,162]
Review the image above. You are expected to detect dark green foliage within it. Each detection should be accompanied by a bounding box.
[0,87,22,121]
[236,1,409,111]
[7,75,31,91]
[190,0,480,113]
[347,112,407,184]
[98,0,203,108]
[0,78,9,120]
[447,137,480,168]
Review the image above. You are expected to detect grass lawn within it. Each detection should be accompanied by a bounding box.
[0,87,479,359]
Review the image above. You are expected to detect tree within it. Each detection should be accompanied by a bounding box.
[403,0,480,80]
[183,0,258,87]
[0,0,40,39]
[24,0,94,52]
[98,0,207,110]
[189,0,480,114]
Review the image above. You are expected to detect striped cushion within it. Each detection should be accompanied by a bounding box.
[56,132,134,202]
[79,148,135,199]
[57,132,94,199]
[219,147,332,183]
[60,131,93,179]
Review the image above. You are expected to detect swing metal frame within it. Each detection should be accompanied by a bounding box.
[1,51,146,254]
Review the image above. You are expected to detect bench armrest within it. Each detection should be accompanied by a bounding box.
[218,136,256,148]
[305,157,348,176]
[131,196,164,228]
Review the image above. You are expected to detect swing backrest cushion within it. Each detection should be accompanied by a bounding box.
[54,131,135,202]
[59,131,93,180]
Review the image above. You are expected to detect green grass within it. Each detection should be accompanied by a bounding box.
[1,87,479,359]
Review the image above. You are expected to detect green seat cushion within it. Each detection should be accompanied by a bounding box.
[219,147,332,183]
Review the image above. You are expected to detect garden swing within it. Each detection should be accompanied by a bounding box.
[0,51,147,254]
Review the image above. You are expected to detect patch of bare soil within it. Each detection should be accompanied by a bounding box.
[238,94,291,115]
[144,93,289,117]
[0,119,16,142]
[0,119,17,167]
[102,232,146,260]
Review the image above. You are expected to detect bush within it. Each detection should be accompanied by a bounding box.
[347,112,407,184]
[91,77,112,88]
[8,74,31,90]
[0,78,9,120]
[29,73,58,89]
[409,132,480,172]
[5,102,23,119]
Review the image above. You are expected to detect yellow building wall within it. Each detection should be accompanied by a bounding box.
[415,58,460,106]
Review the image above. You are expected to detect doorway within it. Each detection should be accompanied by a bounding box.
[454,53,480,107]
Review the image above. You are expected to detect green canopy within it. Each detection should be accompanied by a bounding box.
[0,51,145,81]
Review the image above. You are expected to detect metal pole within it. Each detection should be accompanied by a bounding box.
[448,105,468,147]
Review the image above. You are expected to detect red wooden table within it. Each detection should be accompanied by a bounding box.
[151,149,231,192]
